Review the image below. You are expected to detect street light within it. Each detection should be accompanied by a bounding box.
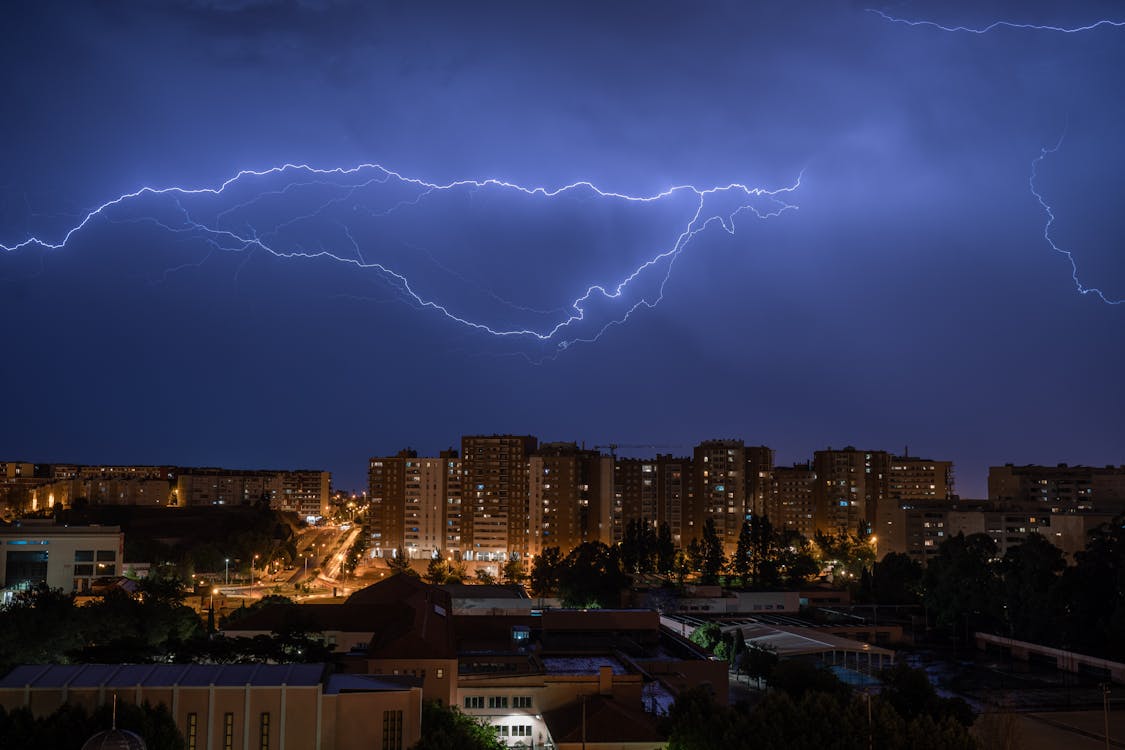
[224,558,230,586]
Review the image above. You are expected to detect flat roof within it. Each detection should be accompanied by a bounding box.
[0,663,327,689]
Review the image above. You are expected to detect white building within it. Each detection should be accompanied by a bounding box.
[0,520,123,599]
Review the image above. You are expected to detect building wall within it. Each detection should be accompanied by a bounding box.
[768,463,817,538]
[0,683,419,750]
[813,448,889,536]
[0,523,123,595]
[461,435,537,560]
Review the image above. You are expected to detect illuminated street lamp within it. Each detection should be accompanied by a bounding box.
[224,558,230,586]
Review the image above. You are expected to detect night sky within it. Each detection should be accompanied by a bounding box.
[2,0,1122,496]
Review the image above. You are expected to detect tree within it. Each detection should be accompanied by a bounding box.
[411,700,505,750]
[557,542,627,608]
[425,558,451,585]
[732,520,753,585]
[739,644,778,687]
[699,519,726,585]
[879,662,974,728]
[529,546,562,597]
[656,522,676,575]
[0,585,82,669]
[387,548,411,573]
[923,532,1002,638]
[1000,533,1065,642]
[0,701,184,750]
[474,568,496,585]
[500,557,526,586]
[862,552,923,605]
[1060,515,1125,660]
[777,530,820,587]
[689,622,722,651]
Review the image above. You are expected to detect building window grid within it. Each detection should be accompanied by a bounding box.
[259,712,270,750]
[223,713,234,750]
[383,709,404,750]
[186,713,197,750]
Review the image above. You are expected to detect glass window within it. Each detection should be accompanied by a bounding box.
[96,550,116,561]
[75,550,94,562]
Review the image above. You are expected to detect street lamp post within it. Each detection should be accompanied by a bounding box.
[224,558,230,586]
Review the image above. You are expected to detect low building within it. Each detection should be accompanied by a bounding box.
[0,520,123,598]
[0,663,422,750]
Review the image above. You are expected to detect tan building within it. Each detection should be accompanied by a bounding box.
[655,454,693,547]
[368,450,462,559]
[0,520,123,597]
[0,663,422,750]
[175,469,329,518]
[246,575,719,748]
[690,440,773,552]
[461,435,537,560]
[529,443,604,555]
[768,462,817,538]
[877,455,954,555]
[813,447,890,536]
[989,463,1125,512]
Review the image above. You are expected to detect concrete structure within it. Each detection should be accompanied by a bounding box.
[975,632,1125,685]
[0,520,123,597]
[529,443,604,555]
[813,447,889,537]
[174,469,329,518]
[242,575,718,747]
[690,440,773,552]
[768,462,817,538]
[0,663,422,750]
[461,435,537,560]
[368,450,462,559]
[989,463,1125,512]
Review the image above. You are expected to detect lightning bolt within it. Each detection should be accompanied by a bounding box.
[866,8,1125,34]
[1,163,801,349]
[1030,137,1122,305]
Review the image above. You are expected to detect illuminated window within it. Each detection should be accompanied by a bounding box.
[223,713,234,750]
[186,714,197,750]
[259,713,270,750]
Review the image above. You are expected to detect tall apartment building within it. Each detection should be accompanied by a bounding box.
[877,456,954,555]
[988,464,1125,512]
[461,435,538,560]
[768,462,817,538]
[402,451,462,559]
[656,454,693,546]
[528,443,604,555]
[812,447,890,536]
[174,469,330,518]
[689,440,773,552]
[368,450,412,554]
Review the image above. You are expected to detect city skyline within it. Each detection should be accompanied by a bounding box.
[2,1,1122,510]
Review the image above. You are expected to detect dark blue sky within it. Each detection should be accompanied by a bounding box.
[2,0,1122,495]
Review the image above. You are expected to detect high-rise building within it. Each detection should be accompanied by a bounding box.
[461,435,538,560]
[812,447,890,536]
[768,462,817,538]
[988,463,1125,512]
[877,455,955,555]
[369,450,413,554]
[690,440,773,552]
[528,443,603,555]
[656,454,693,546]
[369,450,462,559]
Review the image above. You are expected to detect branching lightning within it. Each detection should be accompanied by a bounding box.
[866,8,1125,34]
[1030,138,1122,305]
[0,163,801,349]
